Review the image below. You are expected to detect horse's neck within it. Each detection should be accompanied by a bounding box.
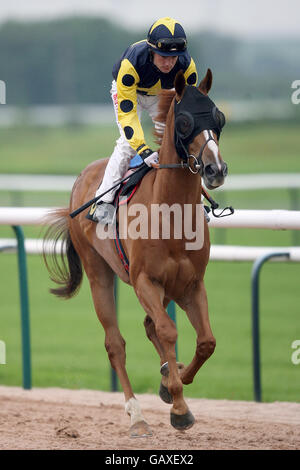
[154,122,202,205]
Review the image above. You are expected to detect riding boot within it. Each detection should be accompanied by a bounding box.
[92,201,116,225]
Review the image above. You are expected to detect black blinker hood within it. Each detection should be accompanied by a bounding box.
[174,86,225,160]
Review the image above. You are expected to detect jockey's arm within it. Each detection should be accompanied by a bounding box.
[116,59,150,156]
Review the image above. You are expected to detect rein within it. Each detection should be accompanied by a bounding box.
[152,158,234,218]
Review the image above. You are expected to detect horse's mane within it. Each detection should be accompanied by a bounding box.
[153,89,176,145]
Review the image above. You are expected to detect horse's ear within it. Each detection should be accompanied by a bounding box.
[175,71,186,99]
[198,68,213,95]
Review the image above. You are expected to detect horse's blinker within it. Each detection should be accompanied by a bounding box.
[174,86,226,167]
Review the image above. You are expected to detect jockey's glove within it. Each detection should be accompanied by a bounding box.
[140,148,159,167]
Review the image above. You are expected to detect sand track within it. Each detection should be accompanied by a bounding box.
[0,386,299,450]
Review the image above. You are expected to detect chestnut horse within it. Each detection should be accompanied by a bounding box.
[44,69,228,437]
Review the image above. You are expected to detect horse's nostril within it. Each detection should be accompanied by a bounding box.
[205,164,217,177]
[222,162,228,177]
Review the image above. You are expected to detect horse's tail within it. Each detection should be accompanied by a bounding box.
[43,208,83,299]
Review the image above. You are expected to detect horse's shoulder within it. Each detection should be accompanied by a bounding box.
[130,168,156,203]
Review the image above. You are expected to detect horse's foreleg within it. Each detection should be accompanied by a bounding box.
[135,273,194,430]
[143,312,185,405]
[143,314,165,364]
[177,280,216,385]
[144,312,173,405]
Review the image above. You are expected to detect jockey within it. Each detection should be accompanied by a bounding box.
[92,17,198,224]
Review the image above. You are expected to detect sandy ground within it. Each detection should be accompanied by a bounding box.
[0,386,299,450]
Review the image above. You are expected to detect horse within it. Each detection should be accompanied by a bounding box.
[43,68,228,437]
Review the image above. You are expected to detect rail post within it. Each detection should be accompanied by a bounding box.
[251,251,290,402]
[12,225,32,390]
[167,301,178,359]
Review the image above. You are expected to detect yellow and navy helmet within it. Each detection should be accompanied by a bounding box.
[147,17,187,57]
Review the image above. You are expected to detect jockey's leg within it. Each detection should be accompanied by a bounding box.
[92,135,135,225]
[95,135,135,203]
[95,81,137,204]
[92,81,140,224]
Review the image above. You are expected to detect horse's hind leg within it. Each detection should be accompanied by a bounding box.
[74,244,152,437]
[177,280,216,385]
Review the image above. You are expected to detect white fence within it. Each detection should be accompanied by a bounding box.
[1,173,300,193]
[1,207,300,261]
[1,206,300,228]
[1,206,300,229]
[2,238,300,263]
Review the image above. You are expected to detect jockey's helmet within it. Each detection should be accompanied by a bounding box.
[147,17,187,57]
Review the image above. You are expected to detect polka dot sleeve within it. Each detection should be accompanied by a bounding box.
[116,59,150,154]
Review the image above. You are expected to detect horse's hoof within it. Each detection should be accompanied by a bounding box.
[170,410,195,431]
[159,381,173,404]
[130,420,153,438]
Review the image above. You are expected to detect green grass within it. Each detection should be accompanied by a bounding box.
[0,122,300,403]
[0,124,119,175]
[0,121,300,176]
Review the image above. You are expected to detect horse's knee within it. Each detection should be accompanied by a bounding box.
[156,317,177,345]
[196,337,216,361]
[144,315,155,340]
[105,334,126,365]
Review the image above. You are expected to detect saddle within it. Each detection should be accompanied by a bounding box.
[86,154,152,273]
[118,157,151,198]
[86,154,151,221]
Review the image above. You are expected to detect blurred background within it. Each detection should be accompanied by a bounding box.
[0,0,299,402]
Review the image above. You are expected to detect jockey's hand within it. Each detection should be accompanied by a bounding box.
[140,148,159,167]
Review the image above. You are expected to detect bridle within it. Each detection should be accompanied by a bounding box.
[153,124,219,176]
[176,128,217,175]
[153,86,225,174]
[151,90,234,218]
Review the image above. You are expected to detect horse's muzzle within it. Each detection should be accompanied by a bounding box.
[204,162,228,189]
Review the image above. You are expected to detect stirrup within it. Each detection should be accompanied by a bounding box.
[85,202,98,222]
[204,205,210,223]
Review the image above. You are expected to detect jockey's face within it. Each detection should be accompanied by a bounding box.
[153,52,178,74]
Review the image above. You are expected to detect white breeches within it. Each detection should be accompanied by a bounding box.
[95,81,163,202]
